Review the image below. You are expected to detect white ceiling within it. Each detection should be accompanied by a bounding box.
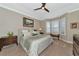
[0,3,79,20]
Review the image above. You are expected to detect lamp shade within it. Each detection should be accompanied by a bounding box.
[39,28,42,31]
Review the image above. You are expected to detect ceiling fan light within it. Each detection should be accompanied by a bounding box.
[42,7,44,9]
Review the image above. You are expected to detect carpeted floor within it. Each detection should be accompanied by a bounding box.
[0,40,73,56]
[40,40,73,56]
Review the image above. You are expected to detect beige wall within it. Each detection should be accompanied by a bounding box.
[39,20,46,33]
[66,10,79,43]
[60,10,79,44]
[34,20,41,30]
[43,10,79,44]
[0,7,41,37]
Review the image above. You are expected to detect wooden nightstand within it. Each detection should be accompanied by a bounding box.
[0,39,3,51]
[0,36,18,51]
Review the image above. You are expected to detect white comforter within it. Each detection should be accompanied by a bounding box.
[19,34,53,56]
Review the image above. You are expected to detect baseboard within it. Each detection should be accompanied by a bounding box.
[60,39,73,44]
[3,44,16,49]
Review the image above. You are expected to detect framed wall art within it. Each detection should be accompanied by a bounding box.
[23,17,34,27]
[70,22,78,29]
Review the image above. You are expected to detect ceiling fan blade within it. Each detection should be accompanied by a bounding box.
[41,3,46,7]
[34,3,50,13]
[34,7,42,10]
[44,8,49,12]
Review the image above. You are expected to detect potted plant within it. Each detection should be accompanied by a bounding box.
[7,32,14,37]
[7,32,14,42]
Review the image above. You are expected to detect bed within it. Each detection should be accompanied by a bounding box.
[18,29,53,56]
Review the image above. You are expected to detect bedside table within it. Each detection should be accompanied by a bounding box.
[0,39,3,51]
[0,36,18,51]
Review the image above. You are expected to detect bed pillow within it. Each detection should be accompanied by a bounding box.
[22,30,32,38]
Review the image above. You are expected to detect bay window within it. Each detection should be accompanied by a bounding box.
[46,20,59,33]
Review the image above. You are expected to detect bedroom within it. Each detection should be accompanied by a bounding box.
[0,3,79,56]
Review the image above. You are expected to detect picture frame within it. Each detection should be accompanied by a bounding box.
[23,17,34,27]
[71,22,78,29]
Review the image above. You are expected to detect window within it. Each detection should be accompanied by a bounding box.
[46,20,59,33]
[46,21,50,33]
[52,21,59,33]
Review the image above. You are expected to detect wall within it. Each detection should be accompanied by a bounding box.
[39,20,46,33]
[60,10,79,44]
[43,10,79,44]
[0,7,41,37]
[66,10,79,43]
[34,20,41,30]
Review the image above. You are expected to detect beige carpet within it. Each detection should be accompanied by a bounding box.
[0,44,27,56]
[40,40,73,56]
[0,40,73,56]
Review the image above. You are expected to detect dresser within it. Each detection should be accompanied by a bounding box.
[0,36,18,51]
[73,34,79,56]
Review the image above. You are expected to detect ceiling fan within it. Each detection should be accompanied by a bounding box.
[34,3,49,13]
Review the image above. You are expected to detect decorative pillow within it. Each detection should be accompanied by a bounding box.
[31,30,40,36]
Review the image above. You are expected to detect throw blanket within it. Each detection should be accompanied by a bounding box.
[23,34,50,50]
